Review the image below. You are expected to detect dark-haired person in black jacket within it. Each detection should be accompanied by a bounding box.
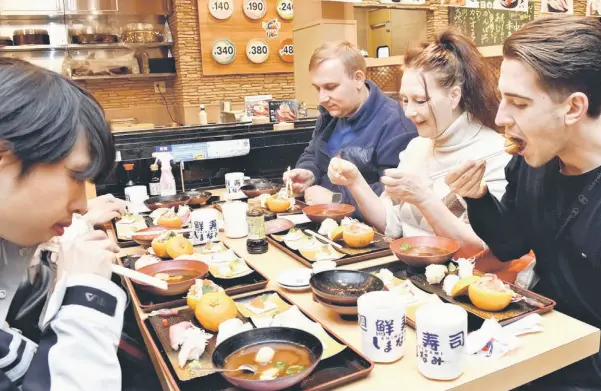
[446,16,601,391]
[0,58,125,390]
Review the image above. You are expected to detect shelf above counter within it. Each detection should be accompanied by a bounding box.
[0,41,173,53]
[71,72,176,81]
[323,0,430,10]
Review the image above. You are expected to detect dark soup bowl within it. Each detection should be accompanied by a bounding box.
[183,190,212,206]
[310,270,384,305]
[240,182,282,198]
[135,260,209,296]
[212,327,323,391]
[390,236,460,268]
[302,204,355,223]
[144,194,190,211]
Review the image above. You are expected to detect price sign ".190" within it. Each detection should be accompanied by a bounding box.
[243,0,266,20]
[276,0,293,20]
[212,39,236,65]
[209,0,234,20]
[246,39,269,64]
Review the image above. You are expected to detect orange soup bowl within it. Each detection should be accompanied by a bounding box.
[302,204,355,223]
[390,236,460,268]
[135,260,209,296]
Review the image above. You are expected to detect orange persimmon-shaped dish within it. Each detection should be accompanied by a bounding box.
[157,212,183,229]
[468,274,514,312]
[342,223,374,248]
[266,194,292,213]
[166,235,193,259]
[194,291,238,332]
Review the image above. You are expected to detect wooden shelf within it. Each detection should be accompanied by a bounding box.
[69,42,173,50]
[366,55,404,67]
[324,0,430,10]
[0,42,173,53]
[71,73,176,81]
[0,45,67,52]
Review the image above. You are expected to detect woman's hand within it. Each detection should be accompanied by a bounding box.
[380,169,436,206]
[328,157,361,187]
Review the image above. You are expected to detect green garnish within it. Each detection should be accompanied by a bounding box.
[286,365,305,375]
[448,262,457,274]
[275,361,288,371]
[399,243,412,251]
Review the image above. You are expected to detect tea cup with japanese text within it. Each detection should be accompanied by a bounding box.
[416,303,467,380]
[357,291,406,363]
[190,208,219,245]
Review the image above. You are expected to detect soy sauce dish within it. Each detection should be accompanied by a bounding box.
[212,327,323,391]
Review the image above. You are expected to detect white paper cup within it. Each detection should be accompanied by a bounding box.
[221,201,248,238]
[190,208,219,245]
[357,291,406,363]
[415,303,467,380]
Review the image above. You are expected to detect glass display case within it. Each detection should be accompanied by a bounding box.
[0,0,174,80]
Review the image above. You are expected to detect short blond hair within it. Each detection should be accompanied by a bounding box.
[308,40,366,77]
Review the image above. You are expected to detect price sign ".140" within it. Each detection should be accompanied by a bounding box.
[243,0,267,19]
[212,39,237,64]
[209,0,234,20]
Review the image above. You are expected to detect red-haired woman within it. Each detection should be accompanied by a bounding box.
[328,29,511,257]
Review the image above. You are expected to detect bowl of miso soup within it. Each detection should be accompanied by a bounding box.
[212,327,323,391]
[390,236,460,267]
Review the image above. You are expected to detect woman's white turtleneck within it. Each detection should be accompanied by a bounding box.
[382,112,512,238]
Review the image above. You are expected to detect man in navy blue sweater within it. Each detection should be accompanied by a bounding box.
[284,41,417,215]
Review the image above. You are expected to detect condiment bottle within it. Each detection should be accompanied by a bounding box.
[199,104,208,125]
[149,164,161,196]
[123,163,136,187]
[246,199,268,254]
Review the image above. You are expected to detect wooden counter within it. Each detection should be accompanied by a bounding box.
[115,191,600,391]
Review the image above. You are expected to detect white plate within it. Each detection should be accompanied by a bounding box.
[277,268,312,287]
[277,283,311,292]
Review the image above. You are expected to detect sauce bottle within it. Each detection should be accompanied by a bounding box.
[246,199,268,254]
[123,163,136,187]
[149,164,161,196]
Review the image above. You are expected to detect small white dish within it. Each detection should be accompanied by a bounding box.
[312,260,337,275]
[277,268,312,288]
[277,283,311,292]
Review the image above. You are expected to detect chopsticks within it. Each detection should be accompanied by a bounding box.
[304,229,343,249]
[112,264,168,290]
[428,147,510,182]
[285,166,293,197]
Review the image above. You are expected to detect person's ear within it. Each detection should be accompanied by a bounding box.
[0,144,18,169]
[354,70,366,90]
[449,85,462,110]
[564,92,588,127]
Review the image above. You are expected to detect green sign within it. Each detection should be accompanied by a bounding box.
[448,3,535,47]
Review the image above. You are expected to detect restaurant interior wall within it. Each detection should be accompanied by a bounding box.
[83,0,296,126]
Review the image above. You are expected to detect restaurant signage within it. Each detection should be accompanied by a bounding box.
[208,0,234,19]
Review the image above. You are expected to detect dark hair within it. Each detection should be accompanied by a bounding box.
[503,16,601,118]
[404,28,499,131]
[0,58,115,182]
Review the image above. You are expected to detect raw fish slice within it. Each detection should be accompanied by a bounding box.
[169,321,194,350]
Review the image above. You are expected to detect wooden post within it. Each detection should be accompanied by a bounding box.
[293,0,358,110]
